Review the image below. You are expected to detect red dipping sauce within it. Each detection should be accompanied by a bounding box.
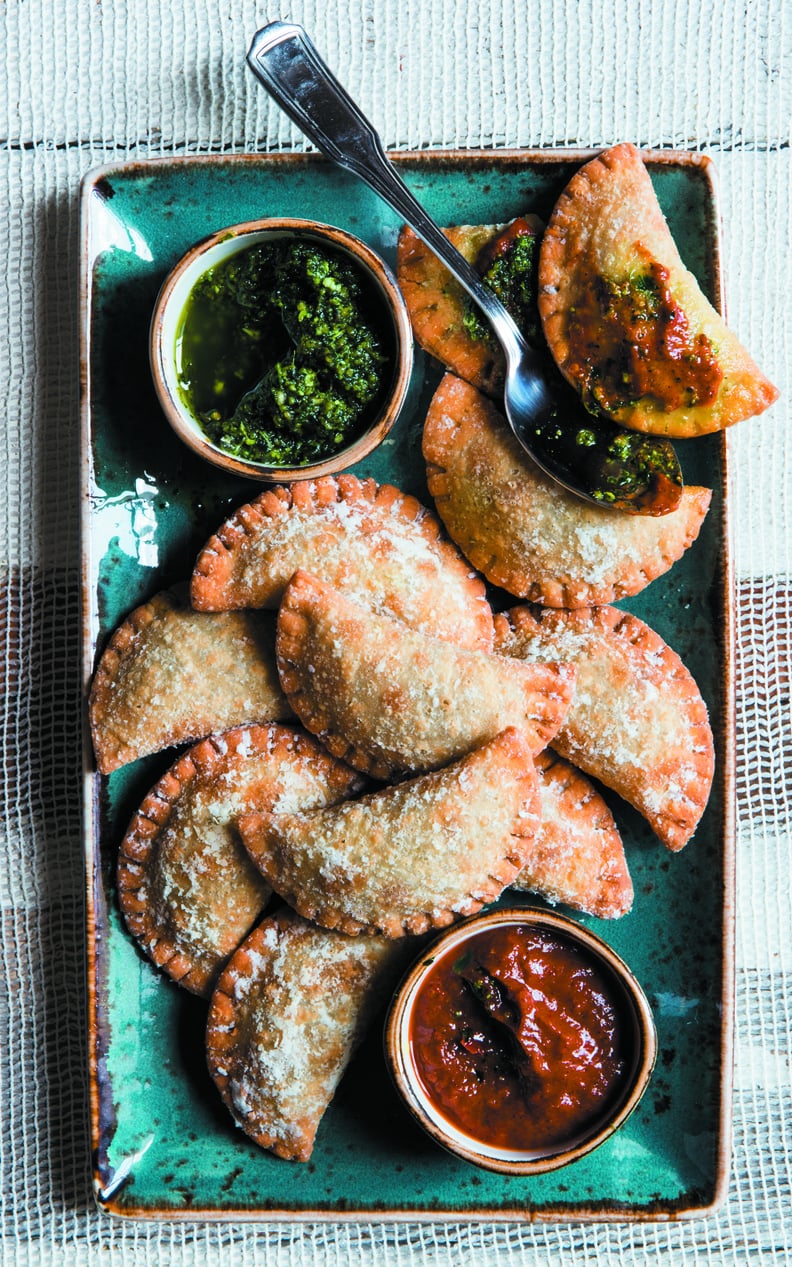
[409,924,632,1154]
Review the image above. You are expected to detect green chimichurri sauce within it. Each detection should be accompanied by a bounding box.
[528,393,683,513]
[462,221,541,348]
[176,239,390,467]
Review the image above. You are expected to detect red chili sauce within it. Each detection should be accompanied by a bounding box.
[566,257,723,414]
[410,925,631,1153]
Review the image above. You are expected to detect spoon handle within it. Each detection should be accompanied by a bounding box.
[247,21,524,361]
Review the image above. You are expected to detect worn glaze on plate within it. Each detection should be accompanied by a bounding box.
[80,151,734,1221]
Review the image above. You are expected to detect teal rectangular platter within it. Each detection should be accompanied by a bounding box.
[80,151,734,1221]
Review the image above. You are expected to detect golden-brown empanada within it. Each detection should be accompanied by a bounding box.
[238,727,541,939]
[539,143,778,436]
[205,909,403,1160]
[424,372,711,607]
[397,222,508,394]
[190,474,494,651]
[117,724,365,996]
[89,588,292,774]
[494,605,715,851]
[511,750,633,918]
[276,569,575,779]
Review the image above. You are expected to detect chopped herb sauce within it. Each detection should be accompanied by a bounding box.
[528,398,684,514]
[176,239,390,467]
[462,217,541,347]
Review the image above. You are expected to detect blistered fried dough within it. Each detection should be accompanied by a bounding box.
[512,751,633,918]
[539,143,778,437]
[206,910,402,1160]
[397,223,506,394]
[424,373,711,607]
[277,570,575,779]
[89,588,292,774]
[117,724,365,996]
[494,606,715,851]
[238,728,541,939]
[190,474,493,651]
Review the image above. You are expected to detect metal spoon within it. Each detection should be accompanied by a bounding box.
[247,21,683,514]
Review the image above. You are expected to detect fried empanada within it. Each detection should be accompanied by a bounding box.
[190,474,494,651]
[494,605,715,851]
[238,727,541,938]
[276,570,575,779]
[205,909,403,1160]
[89,588,292,774]
[511,750,633,918]
[424,372,711,607]
[539,143,778,436]
[117,724,365,996]
[397,222,508,394]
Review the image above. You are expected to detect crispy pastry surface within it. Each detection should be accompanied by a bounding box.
[511,750,633,918]
[424,372,711,607]
[206,910,401,1160]
[190,475,494,651]
[116,724,365,996]
[276,570,575,779]
[495,605,715,850]
[89,588,292,774]
[539,143,778,436]
[238,727,541,938]
[396,222,507,394]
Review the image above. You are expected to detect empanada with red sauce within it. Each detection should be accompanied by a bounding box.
[190,474,493,651]
[238,727,541,939]
[494,605,715,851]
[511,750,633,918]
[206,910,403,1161]
[539,143,778,436]
[116,724,365,996]
[424,372,711,607]
[89,588,292,774]
[276,570,575,779]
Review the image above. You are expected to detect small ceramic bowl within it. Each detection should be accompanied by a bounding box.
[385,908,657,1175]
[149,217,413,481]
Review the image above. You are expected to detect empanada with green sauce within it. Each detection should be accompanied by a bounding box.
[238,727,541,939]
[423,372,711,607]
[397,221,510,394]
[206,909,404,1161]
[276,569,575,779]
[539,143,778,436]
[494,605,715,851]
[117,724,365,996]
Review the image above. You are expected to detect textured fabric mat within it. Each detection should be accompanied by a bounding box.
[1,0,790,1261]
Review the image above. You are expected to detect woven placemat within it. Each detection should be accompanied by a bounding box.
[1,0,790,1261]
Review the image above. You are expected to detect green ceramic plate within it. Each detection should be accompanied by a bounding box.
[80,151,734,1221]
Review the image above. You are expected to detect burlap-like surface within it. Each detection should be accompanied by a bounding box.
[1,0,790,1261]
